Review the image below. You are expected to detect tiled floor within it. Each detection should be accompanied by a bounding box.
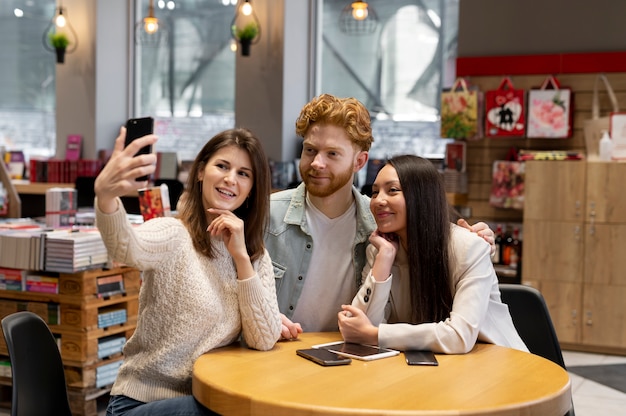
[1,350,624,415]
[563,350,626,415]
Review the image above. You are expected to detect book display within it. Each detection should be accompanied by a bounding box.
[0,266,140,416]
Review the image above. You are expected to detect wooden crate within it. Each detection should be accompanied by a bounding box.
[59,325,136,365]
[67,385,111,416]
[65,356,124,389]
[59,267,141,301]
[58,296,139,332]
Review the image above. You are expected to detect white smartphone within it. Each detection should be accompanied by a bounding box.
[313,341,400,361]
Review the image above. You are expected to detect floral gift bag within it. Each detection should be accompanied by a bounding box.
[527,75,573,138]
[485,77,526,138]
[440,78,483,140]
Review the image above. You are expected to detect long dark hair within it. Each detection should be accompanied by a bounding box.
[387,155,453,324]
[180,128,270,262]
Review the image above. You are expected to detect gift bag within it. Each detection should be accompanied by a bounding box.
[610,112,626,160]
[584,74,619,160]
[485,77,526,138]
[527,75,573,139]
[440,78,483,140]
[489,149,524,210]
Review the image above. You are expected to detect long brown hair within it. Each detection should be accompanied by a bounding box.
[179,128,270,262]
[387,155,453,323]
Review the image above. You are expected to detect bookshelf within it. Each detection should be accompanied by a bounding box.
[0,266,140,415]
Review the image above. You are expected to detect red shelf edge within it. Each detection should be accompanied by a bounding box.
[456,51,626,76]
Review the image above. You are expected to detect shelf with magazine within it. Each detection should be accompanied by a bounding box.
[0,265,141,416]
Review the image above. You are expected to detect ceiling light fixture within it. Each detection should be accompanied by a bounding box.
[339,1,379,35]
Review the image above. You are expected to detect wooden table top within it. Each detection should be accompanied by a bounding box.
[192,332,572,416]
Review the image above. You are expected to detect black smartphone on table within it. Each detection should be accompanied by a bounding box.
[296,348,352,366]
[125,117,154,181]
[405,350,438,366]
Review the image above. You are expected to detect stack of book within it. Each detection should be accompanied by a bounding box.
[95,360,123,388]
[0,267,26,291]
[44,230,109,273]
[97,308,127,329]
[45,187,77,228]
[25,273,60,294]
[0,227,47,270]
[97,335,127,359]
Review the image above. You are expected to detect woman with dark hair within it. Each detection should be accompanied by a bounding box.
[337,155,527,354]
[95,127,281,416]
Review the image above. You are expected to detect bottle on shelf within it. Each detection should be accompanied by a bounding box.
[501,225,512,266]
[507,227,522,271]
[599,130,613,162]
[492,224,504,265]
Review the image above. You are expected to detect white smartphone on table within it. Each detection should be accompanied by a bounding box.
[313,341,400,361]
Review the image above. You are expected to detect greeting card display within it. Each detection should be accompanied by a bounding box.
[527,75,573,139]
[440,78,483,140]
[489,160,525,210]
[485,77,525,138]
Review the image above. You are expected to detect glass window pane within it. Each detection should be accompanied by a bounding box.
[134,0,236,162]
[320,0,459,161]
[0,0,57,161]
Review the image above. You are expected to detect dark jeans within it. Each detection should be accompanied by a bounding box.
[106,394,219,416]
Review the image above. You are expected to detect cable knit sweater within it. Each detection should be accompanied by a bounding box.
[95,198,282,403]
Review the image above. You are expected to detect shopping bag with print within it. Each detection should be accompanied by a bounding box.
[485,77,525,138]
[584,74,619,160]
[527,75,573,139]
[440,78,483,140]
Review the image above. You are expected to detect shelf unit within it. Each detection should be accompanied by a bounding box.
[0,266,140,415]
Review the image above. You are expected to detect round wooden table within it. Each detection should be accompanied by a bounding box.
[193,332,571,416]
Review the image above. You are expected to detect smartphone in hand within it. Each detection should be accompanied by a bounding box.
[405,350,438,366]
[296,348,351,366]
[125,117,154,181]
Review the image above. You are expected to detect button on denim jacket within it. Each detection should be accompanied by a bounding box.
[265,183,376,319]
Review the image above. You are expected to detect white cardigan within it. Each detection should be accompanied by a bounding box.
[352,223,528,354]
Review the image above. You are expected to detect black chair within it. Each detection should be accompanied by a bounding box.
[499,283,575,416]
[1,311,72,416]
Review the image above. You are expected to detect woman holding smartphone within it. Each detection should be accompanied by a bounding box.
[95,127,281,416]
[337,155,527,354]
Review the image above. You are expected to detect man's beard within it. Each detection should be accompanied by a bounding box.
[301,165,355,197]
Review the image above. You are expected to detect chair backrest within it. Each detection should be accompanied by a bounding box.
[499,284,566,368]
[1,311,72,416]
[499,284,575,416]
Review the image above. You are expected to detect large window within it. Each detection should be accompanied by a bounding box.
[319,0,458,160]
[0,0,57,161]
[134,0,237,162]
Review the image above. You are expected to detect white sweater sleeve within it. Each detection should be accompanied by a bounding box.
[237,249,282,351]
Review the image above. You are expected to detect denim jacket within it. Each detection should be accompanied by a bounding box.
[265,183,376,319]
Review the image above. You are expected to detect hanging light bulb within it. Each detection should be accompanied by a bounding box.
[339,0,379,35]
[144,0,159,34]
[135,0,167,46]
[241,1,253,16]
[351,1,368,21]
[143,16,159,34]
[55,8,67,28]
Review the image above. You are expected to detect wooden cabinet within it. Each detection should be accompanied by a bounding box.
[523,161,626,354]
